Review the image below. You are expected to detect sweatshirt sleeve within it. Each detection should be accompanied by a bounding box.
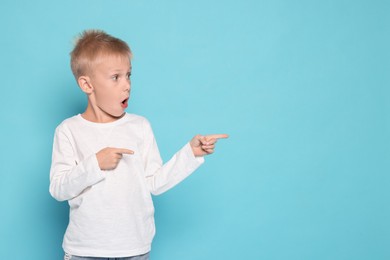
[49,124,106,201]
[141,119,204,195]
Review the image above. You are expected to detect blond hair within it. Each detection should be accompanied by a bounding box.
[70,29,132,79]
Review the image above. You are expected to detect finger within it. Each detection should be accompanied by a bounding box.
[114,148,134,155]
[202,144,215,150]
[204,148,214,154]
[204,138,218,145]
[205,134,229,140]
[199,136,208,145]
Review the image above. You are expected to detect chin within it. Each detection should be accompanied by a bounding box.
[114,111,126,118]
[105,110,125,119]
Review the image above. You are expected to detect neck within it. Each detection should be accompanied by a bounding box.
[82,103,124,123]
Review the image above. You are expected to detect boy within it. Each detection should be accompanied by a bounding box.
[49,30,228,260]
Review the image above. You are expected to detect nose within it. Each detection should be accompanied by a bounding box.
[124,79,131,92]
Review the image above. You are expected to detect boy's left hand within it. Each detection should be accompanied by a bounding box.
[190,134,229,157]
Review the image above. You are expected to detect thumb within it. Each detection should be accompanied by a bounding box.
[191,135,203,147]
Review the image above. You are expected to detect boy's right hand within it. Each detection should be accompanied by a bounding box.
[96,147,134,170]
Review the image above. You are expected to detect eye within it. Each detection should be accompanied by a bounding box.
[112,74,119,81]
[126,72,131,79]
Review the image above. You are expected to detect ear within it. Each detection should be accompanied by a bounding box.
[78,76,93,94]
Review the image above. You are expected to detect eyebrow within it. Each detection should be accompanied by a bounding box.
[110,67,132,73]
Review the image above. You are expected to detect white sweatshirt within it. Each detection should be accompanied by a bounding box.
[49,114,204,257]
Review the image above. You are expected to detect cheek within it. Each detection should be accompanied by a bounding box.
[94,88,113,104]
[102,92,116,104]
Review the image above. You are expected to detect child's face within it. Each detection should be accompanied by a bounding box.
[88,54,131,119]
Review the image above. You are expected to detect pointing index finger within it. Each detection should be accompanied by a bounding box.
[205,134,229,140]
[115,148,134,155]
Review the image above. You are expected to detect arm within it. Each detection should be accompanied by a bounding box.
[49,125,106,201]
[141,120,203,195]
[141,120,228,195]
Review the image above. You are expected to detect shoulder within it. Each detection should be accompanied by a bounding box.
[54,115,80,132]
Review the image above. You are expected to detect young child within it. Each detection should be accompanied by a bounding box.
[49,30,228,260]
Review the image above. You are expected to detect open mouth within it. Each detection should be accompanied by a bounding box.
[121,98,129,108]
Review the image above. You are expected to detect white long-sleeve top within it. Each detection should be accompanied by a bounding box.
[49,113,204,257]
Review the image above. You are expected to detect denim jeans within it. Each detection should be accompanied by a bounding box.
[64,252,150,260]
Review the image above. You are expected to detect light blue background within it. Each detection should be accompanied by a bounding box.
[0,0,389,259]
